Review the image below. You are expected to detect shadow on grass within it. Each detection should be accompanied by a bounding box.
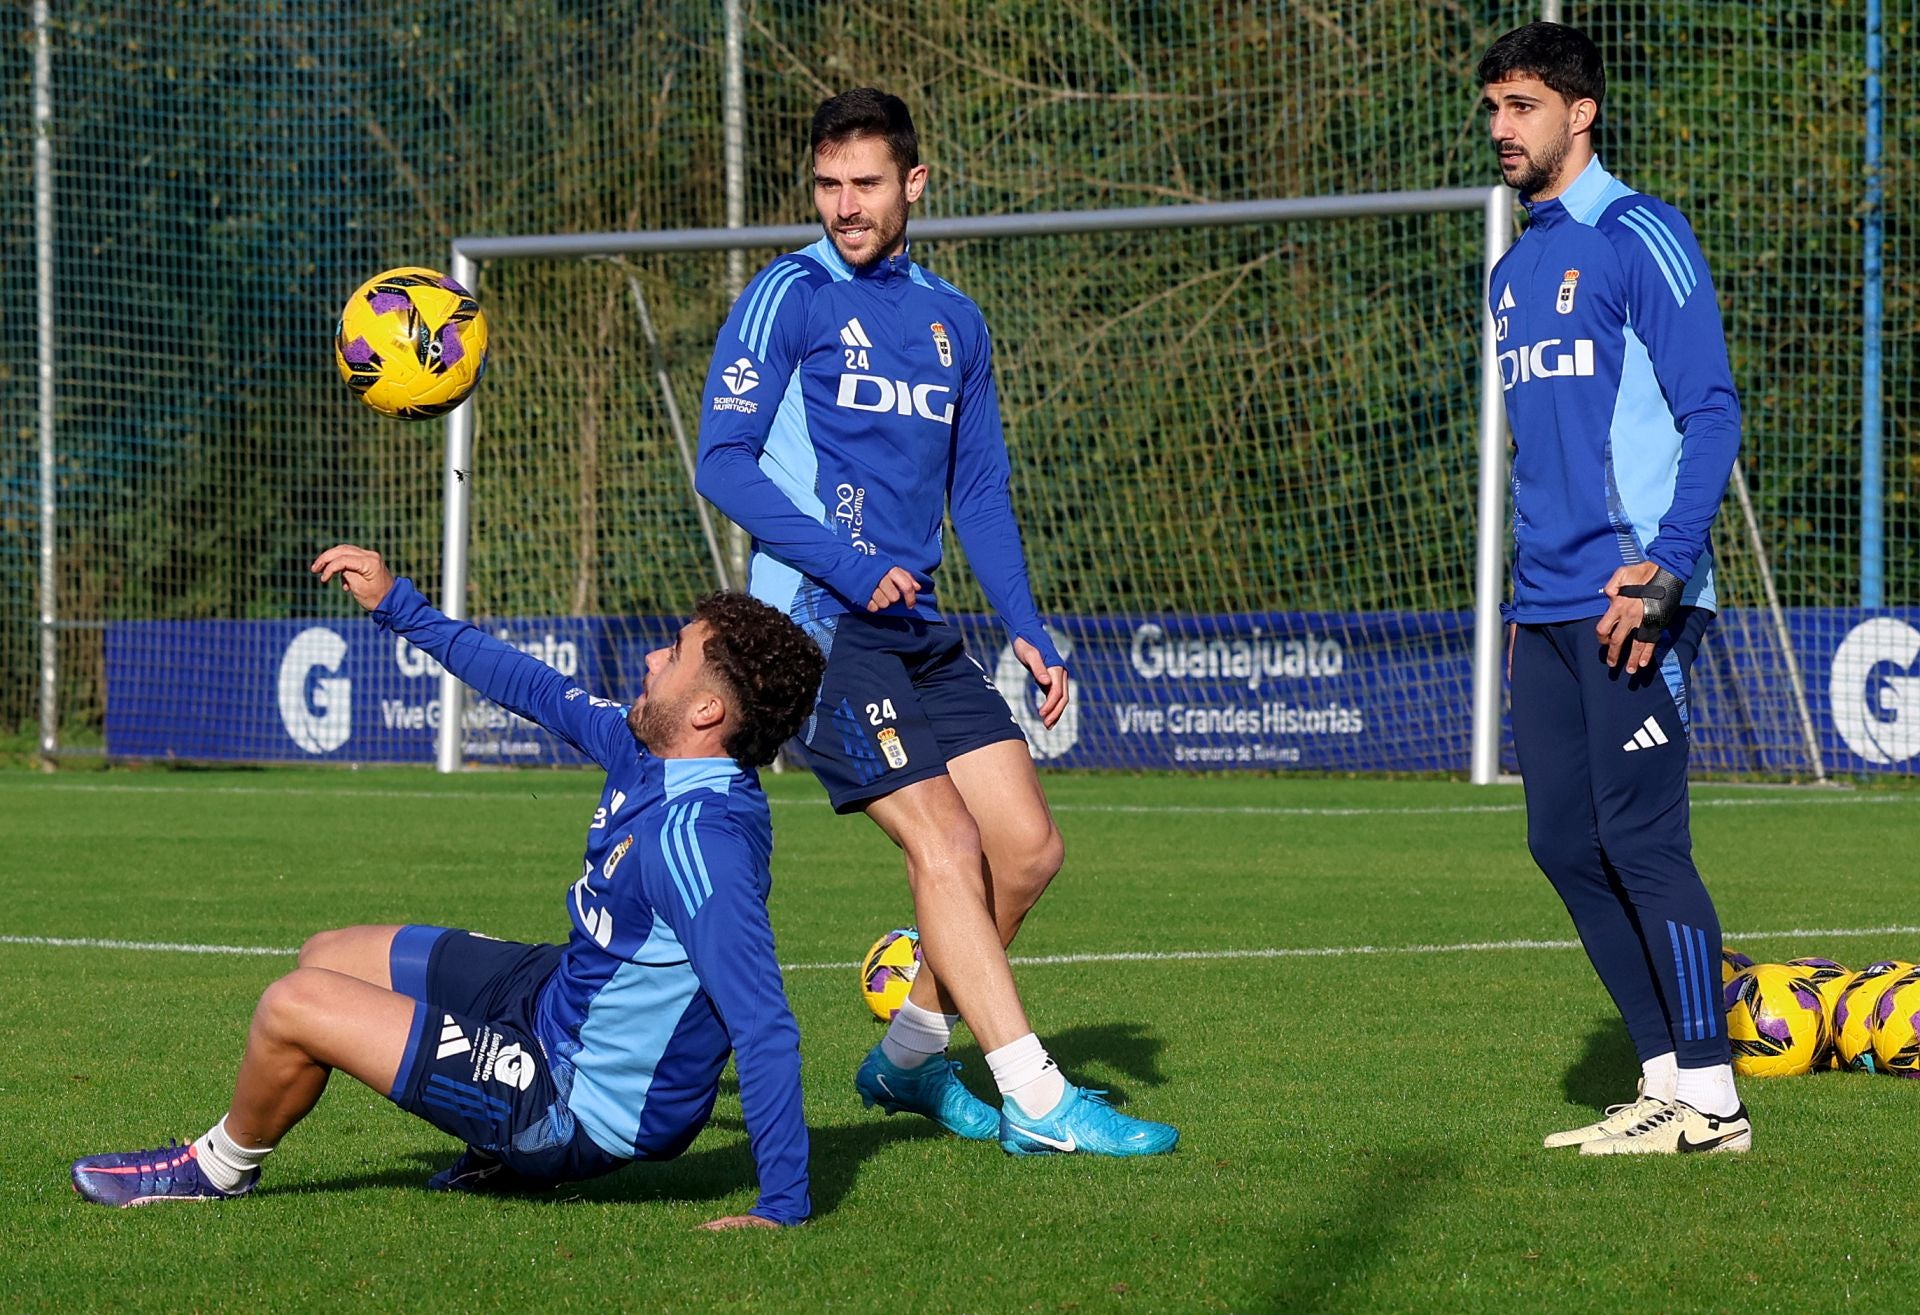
[1560,1015,1640,1111]
[290,1116,943,1219]
[1264,1147,1459,1311]
[290,1019,1170,1217]
[947,1020,1170,1105]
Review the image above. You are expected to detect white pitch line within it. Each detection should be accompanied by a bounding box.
[6,779,1916,821]
[787,923,1920,971]
[0,934,297,957]
[9,923,1920,971]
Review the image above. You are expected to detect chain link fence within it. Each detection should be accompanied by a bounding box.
[2,0,1910,771]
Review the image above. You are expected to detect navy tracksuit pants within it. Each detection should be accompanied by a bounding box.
[1510,609,1731,1068]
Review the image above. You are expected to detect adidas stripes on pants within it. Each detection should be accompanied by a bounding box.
[1510,611,1732,1068]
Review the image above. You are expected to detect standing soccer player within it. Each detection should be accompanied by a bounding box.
[71,546,823,1225]
[695,89,1175,1157]
[1480,23,1748,1154]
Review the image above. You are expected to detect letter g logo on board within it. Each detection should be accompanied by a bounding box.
[278,627,352,754]
[1830,617,1920,766]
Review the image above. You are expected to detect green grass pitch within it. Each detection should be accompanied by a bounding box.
[2,768,1918,1311]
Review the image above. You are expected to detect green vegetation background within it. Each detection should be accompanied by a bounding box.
[1,2,1914,738]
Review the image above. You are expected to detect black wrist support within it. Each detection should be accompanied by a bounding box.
[1615,567,1684,643]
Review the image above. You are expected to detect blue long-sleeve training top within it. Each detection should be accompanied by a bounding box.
[695,236,1064,668]
[1489,157,1742,622]
[372,577,810,1226]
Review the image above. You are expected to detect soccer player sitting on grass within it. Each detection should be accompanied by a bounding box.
[70,544,825,1227]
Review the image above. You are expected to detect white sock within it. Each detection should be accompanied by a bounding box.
[1674,1063,1740,1118]
[986,1033,1066,1120]
[879,998,958,1071]
[193,1115,273,1192]
[1639,1051,1678,1103]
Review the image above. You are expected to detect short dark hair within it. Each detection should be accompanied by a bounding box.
[810,88,919,175]
[692,591,824,770]
[1477,22,1605,114]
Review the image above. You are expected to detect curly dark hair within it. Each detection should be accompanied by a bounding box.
[693,591,825,769]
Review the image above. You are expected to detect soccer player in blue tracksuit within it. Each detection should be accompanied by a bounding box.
[1480,24,1749,1155]
[695,89,1175,1157]
[70,544,824,1226]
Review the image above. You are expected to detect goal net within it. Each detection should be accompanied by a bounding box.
[13,0,1888,781]
[427,201,1821,779]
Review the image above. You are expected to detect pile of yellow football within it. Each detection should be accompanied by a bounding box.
[1720,950,1920,1078]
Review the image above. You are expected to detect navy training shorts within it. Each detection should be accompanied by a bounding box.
[795,613,1026,814]
[386,925,626,1185]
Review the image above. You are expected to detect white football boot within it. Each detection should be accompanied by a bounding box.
[1578,1100,1753,1156]
[1542,1093,1673,1149]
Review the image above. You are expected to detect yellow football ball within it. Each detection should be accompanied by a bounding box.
[1721,947,1754,989]
[1785,957,1851,1066]
[1832,960,1913,1071]
[335,267,489,419]
[859,927,921,1022]
[1869,968,1920,1078]
[1726,964,1827,1078]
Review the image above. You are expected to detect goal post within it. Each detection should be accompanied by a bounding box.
[431,188,1821,784]
[435,187,1517,777]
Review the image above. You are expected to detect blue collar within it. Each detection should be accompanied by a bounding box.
[1524,156,1616,224]
[810,234,913,282]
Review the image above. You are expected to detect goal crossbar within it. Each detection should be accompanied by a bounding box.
[437,187,1517,777]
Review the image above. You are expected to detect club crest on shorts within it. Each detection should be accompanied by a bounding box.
[876,726,910,769]
[1556,269,1580,315]
[930,322,952,368]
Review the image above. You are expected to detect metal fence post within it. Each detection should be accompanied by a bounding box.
[434,247,479,773]
[34,0,57,766]
[1471,185,1516,785]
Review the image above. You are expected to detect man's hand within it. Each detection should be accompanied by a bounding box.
[1014,636,1070,729]
[1506,621,1516,682]
[697,1214,780,1232]
[311,544,397,614]
[1596,562,1680,674]
[867,566,919,613]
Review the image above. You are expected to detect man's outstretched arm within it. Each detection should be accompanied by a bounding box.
[310,544,632,769]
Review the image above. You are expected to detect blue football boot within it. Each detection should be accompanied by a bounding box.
[426,1145,549,1194]
[71,1140,257,1207]
[998,1082,1179,1157]
[855,1043,1000,1141]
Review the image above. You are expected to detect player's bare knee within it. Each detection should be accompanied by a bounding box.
[992,825,1064,904]
[1025,818,1067,873]
[254,968,333,1040]
[297,928,345,970]
[902,835,986,902]
[253,972,308,1039]
[1034,824,1065,884]
[900,810,983,869]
